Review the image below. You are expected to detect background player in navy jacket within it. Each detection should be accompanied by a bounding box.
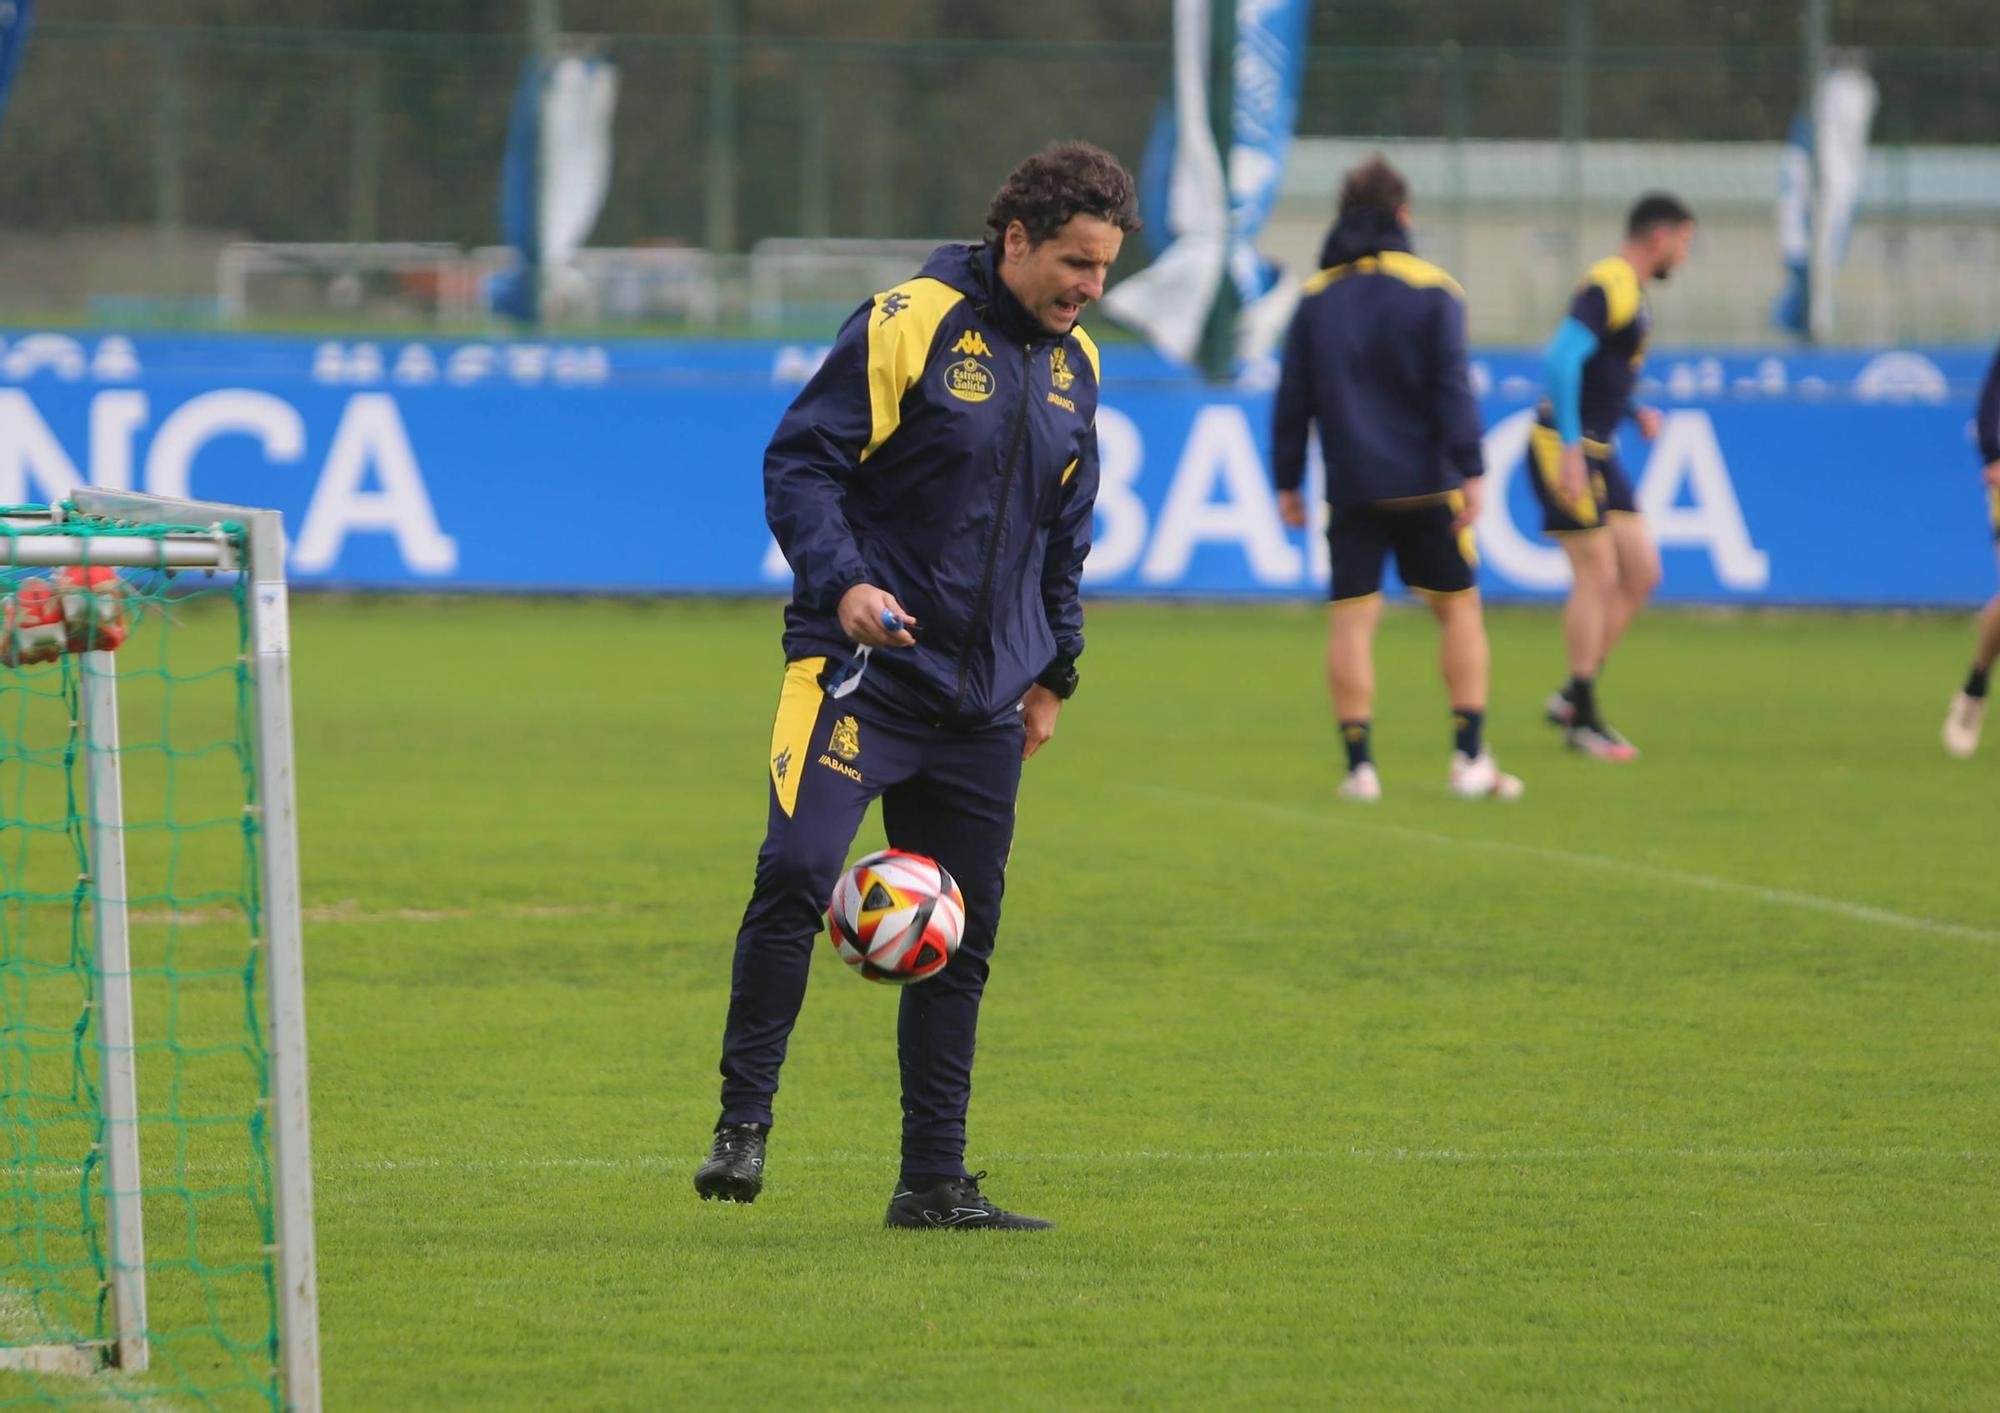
[694,143,1137,1230]
[1942,340,2000,757]
[1535,194,1696,760]
[1272,156,1523,802]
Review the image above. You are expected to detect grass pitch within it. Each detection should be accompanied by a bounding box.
[14,596,2000,1409]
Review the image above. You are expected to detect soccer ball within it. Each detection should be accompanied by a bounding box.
[826,849,965,986]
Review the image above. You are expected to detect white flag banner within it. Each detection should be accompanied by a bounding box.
[1809,65,1877,343]
[540,55,620,272]
[1100,0,1229,365]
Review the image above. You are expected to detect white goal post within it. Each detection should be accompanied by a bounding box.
[0,491,320,1412]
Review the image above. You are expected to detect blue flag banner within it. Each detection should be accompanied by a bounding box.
[0,331,1994,606]
[1771,107,1813,337]
[0,0,35,137]
[492,53,619,324]
[1226,0,1310,364]
[490,59,547,323]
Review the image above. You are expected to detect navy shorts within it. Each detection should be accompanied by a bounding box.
[1529,417,1636,534]
[1326,494,1479,602]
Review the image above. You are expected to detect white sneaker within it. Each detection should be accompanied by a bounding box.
[1450,751,1525,799]
[1943,691,1986,759]
[1337,762,1382,802]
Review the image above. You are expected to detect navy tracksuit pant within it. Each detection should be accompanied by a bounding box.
[717,655,1022,1178]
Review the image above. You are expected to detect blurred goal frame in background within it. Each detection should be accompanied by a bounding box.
[0,491,319,1413]
[213,237,958,333]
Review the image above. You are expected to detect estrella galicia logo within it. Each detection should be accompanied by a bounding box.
[878,291,911,322]
[945,357,994,403]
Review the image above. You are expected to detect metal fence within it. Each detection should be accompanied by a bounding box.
[1,19,1996,342]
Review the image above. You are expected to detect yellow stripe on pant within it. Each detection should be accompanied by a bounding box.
[1530,425,1610,527]
[767,657,827,818]
[1448,488,1479,568]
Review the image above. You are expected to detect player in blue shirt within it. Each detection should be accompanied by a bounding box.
[1942,339,2000,757]
[1533,194,1696,760]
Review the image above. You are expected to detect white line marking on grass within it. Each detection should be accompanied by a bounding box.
[42,1144,1990,1193]
[327,1145,1992,1178]
[304,898,631,925]
[1136,785,2000,946]
[121,898,633,927]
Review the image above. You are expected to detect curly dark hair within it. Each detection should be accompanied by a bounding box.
[984,142,1142,246]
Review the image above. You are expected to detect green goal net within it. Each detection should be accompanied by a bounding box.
[0,498,317,1411]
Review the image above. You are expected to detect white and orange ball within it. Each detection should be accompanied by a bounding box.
[826,849,965,986]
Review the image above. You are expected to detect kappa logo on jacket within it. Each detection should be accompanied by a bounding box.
[951,330,993,358]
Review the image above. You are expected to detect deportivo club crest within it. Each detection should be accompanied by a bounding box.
[1050,346,1076,391]
[945,356,994,403]
[829,716,861,761]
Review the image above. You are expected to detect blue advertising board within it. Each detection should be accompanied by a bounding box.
[0,329,1992,605]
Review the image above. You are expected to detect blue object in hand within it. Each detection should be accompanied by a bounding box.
[880,608,905,634]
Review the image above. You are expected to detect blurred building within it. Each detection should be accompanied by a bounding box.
[0,2,1995,344]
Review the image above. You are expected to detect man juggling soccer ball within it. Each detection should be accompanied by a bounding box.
[695,143,1138,1230]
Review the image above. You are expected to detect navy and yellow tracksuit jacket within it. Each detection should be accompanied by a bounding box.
[1979,341,2000,467]
[1271,207,1485,507]
[1542,256,1652,442]
[1979,341,2000,533]
[764,242,1100,727]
